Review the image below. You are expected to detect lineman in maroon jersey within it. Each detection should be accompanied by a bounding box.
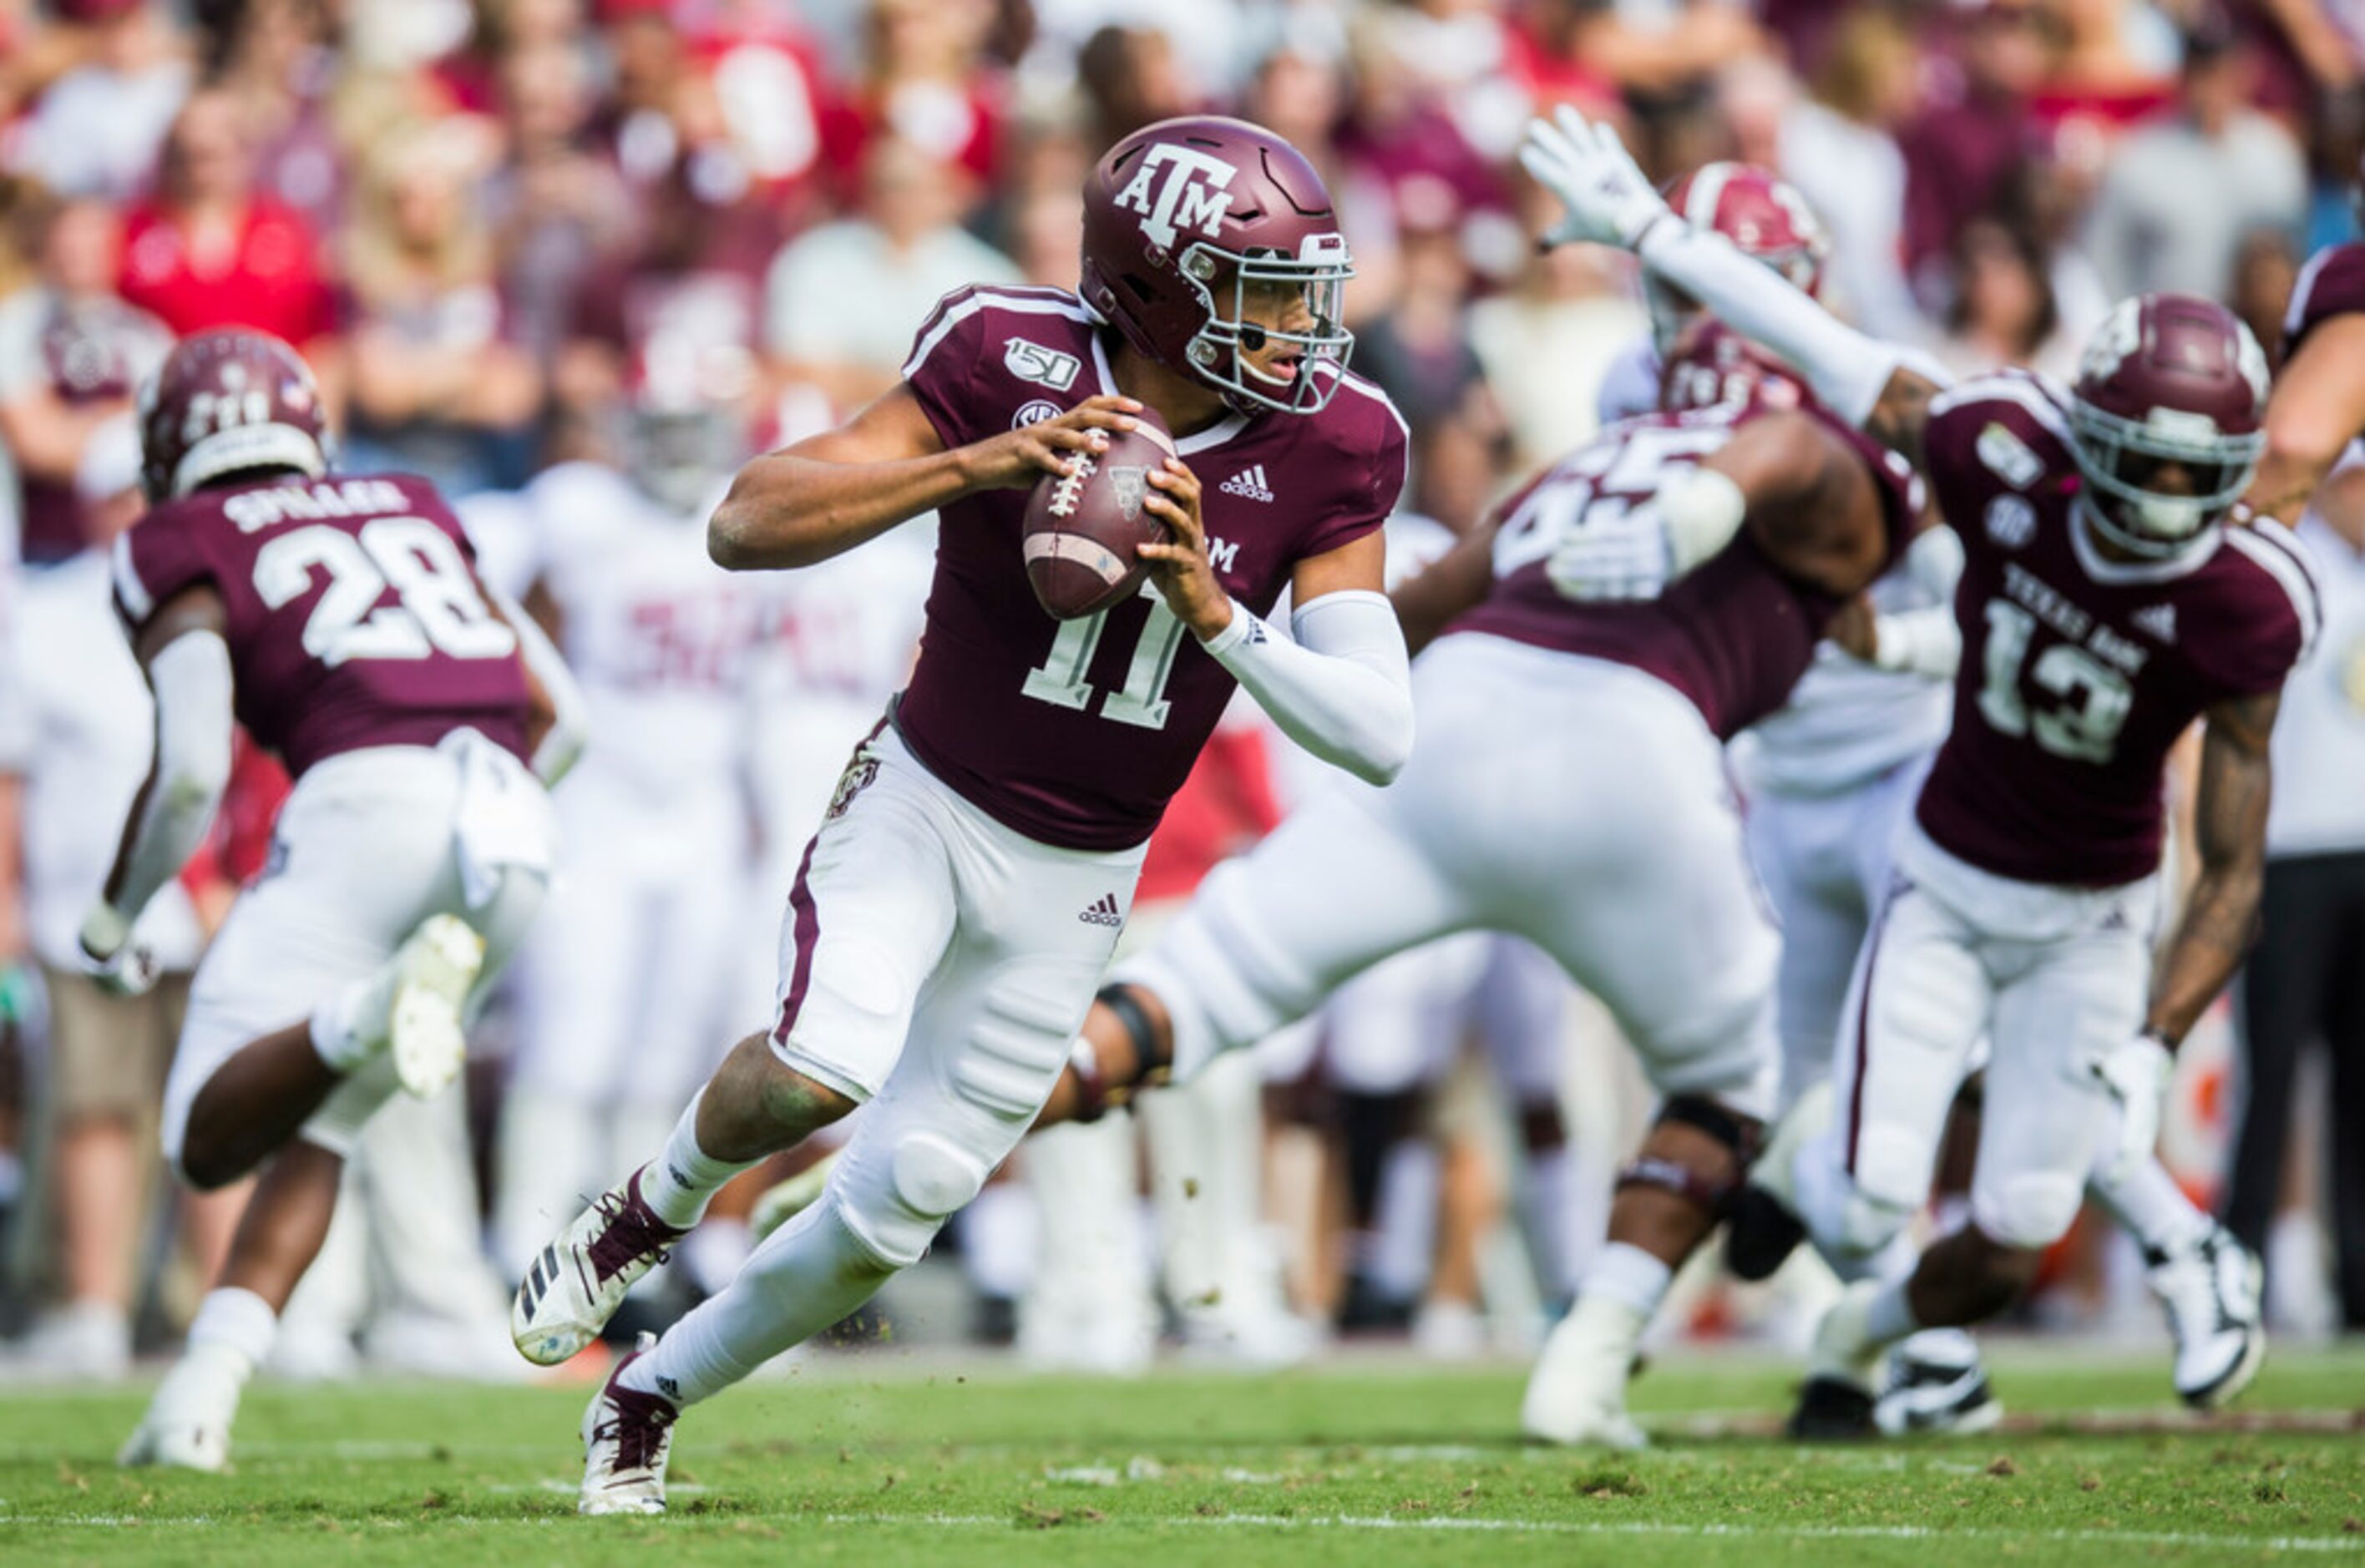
[2249,200,2365,524]
[1523,104,2314,1429]
[514,117,1416,1515]
[95,330,584,1471]
[770,379,1918,1448]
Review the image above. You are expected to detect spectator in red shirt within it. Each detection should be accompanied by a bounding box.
[114,87,337,354]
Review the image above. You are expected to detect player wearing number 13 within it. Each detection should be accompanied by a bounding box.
[1515,104,2318,1428]
[509,115,1412,1515]
[100,329,587,1472]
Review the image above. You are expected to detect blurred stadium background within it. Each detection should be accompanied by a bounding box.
[1,0,2362,1394]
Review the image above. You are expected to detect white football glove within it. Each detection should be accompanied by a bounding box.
[1547,510,1670,603]
[78,903,160,999]
[1517,104,1672,252]
[2088,1032,2172,1187]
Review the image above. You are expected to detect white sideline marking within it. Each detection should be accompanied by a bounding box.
[3,1508,2361,1550]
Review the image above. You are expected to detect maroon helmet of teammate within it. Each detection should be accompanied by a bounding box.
[1648,163,1829,352]
[1079,114,1355,416]
[2067,293,2269,558]
[139,328,332,503]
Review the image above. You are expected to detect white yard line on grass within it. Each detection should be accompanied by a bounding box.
[6,1507,2363,1550]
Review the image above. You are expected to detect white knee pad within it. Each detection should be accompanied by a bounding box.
[1794,1130,1914,1272]
[1971,1170,2081,1251]
[835,1130,990,1269]
[1113,863,1314,1082]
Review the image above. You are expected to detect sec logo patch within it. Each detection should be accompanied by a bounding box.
[1984,494,2037,549]
[1012,398,1062,429]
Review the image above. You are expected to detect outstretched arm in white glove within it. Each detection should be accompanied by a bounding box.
[1520,104,1951,463]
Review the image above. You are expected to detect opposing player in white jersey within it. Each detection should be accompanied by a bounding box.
[485,392,787,1283]
[509,117,1417,1514]
[1523,106,2313,1432]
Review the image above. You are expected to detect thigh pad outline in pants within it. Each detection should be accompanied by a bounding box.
[826,847,1136,1269]
[1972,923,2148,1250]
[767,780,960,1106]
[1810,884,1992,1262]
[1115,792,1478,1085]
[162,753,477,1175]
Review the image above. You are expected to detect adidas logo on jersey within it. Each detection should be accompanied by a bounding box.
[2132,604,2178,645]
[1219,465,1274,503]
[1078,893,1124,927]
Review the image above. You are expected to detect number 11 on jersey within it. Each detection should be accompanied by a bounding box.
[1021,586,1190,731]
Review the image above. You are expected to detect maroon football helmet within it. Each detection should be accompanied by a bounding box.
[2067,293,2268,557]
[1080,115,1355,416]
[1648,163,1829,352]
[139,328,331,502]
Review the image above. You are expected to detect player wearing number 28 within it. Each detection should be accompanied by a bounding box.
[508,116,1412,1515]
[1515,104,2317,1434]
[97,329,587,1470]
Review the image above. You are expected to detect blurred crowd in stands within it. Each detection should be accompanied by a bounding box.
[1,0,2362,1378]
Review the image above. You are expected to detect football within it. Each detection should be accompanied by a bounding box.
[1020,409,1178,620]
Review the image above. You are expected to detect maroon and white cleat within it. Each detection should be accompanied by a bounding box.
[579,1333,677,1515]
[512,1166,686,1367]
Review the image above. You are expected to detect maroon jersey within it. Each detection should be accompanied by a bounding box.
[892,285,1407,850]
[2283,241,2365,360]
[1451,399,1921,740]
[1913,372,2317,886]
[109,472,534,779]
[1659,318,1815,417]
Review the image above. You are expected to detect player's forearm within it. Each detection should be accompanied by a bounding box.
[96,632,235,937]
[1633,222,1944,437]
[1203,591,1413,786]
[708,448,972,570]
[2145,860,2264,1045]
[1390,527,1496,655]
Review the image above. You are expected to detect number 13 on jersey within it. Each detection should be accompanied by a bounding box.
[1021,584,1190,731]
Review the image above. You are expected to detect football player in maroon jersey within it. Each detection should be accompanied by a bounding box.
[94,331,584,1469]
[2247,169,2365,524]
[1522,104,2315,1431]
[510,117,1419,1515]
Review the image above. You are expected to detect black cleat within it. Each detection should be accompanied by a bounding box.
[1724,1183,1808,1282]
[1787,1375,1876,1441]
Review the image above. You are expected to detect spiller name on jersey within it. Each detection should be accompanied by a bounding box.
[113,470,533,779]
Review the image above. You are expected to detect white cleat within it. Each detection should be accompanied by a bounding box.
[117,1343,246,1472]
[1873,1328,2003,1436]
[1520,1297,1649,1449]
[385,914,484,1099]
[512,1165,687,1367]
[2151,1226,2266,1409]
[748,1151,842,1242]
[579,1334,677,1515]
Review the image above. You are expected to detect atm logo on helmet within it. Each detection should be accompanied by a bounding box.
[1112,144,1237,251]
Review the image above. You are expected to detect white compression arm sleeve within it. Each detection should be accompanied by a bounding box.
[1199,589,1413,786]
[109,630,234,925]
[1634,221,1952,429]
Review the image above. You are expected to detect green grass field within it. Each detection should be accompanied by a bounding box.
[4,1343,2364,1564]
